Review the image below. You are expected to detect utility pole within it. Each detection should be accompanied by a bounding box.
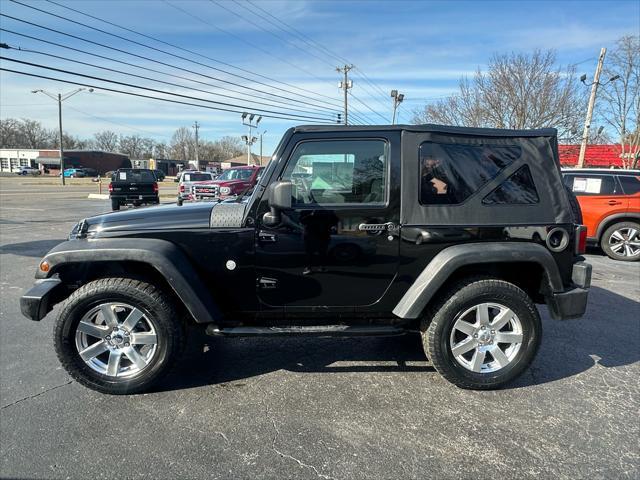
[391,90,405,125]
[241,113,261,165]
[32,88,93,185]
[336,65,353,125]
[193,121,200,170]
[578,48,606,168]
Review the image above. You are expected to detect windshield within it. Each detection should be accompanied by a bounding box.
[183,173,211,182]
[217,168,253,181]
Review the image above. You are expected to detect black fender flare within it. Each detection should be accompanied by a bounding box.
[37,238,220,323]
[392,242,564,319]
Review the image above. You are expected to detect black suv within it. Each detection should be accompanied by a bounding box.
[21,125,591,394]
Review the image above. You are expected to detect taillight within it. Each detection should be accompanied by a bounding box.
[153,182,158,193]
[108,182,113,192]
[576,225,587,255]
[179,185,184,192]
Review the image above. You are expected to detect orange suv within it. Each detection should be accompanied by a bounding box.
[563,168,640,261]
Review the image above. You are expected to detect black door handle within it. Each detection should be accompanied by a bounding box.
[258,231,277,242]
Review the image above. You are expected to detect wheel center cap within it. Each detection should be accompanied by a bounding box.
[112,334,124,345]
[478,331,492,344]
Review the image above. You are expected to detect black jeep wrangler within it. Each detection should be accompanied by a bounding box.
[21,125,591,394]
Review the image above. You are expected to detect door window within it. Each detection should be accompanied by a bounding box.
[282,139,388,206]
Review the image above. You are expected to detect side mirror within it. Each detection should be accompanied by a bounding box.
[269,180,292,210]
[263,181,292,226]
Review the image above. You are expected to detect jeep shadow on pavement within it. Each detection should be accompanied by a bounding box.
[21,124,592,394]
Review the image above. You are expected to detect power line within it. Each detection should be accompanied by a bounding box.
[65,105,172,138]
[348,92,389,123]
[1,28,336,117]
[226,0,389,121]
[244,0,350,66]
[210,0,336,70]
[162,0,340,106]
[2,37,334,118]
[0,67,331,123]
[1,10,341,114]
[0,57,334,122]
[44,0,342,108]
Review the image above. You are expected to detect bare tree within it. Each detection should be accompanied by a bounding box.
[0,118,22,148]
[600,35,640,168]
[413,50,585,140]
[20,118,55,148]
[170,126,194,161]
[93,130,120,152]
[119,134,152,160]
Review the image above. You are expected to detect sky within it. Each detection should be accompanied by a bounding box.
[1,0,639,155]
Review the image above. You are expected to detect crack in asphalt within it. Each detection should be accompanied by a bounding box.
[1,381,73,410]
[259,382,337,480]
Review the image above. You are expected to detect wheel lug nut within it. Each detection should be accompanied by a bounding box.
[491,330,495,334]
[473,334,478,338]
[124,342,130,347]
[105,335,111,340]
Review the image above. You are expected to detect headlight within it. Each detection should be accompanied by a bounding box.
[220,187,231,195]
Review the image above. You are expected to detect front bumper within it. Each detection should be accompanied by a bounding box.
[20,278,62,321]
[546,261,591,320]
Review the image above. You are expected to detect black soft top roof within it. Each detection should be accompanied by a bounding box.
[294,124,557,138]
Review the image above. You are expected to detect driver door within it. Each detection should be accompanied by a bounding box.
[254,132,401,320]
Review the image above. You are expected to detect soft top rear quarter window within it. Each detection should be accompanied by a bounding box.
[419,141,521,205]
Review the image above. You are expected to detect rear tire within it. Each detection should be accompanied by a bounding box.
[423,278,541,390]
[54,278,185,394]
[111,199,120,211]
[601,221,640,261]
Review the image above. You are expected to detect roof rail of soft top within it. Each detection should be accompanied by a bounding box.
[293,124,557,138]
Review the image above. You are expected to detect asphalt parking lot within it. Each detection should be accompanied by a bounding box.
[1,177,639,479]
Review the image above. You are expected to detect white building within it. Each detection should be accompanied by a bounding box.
[0,149,41,173]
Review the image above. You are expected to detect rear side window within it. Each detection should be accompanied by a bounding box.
[482,165,539,205]
[564,174,619,195]
[618,175,640,195]
[419,142,521,204]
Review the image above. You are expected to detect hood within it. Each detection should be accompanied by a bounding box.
[83,202,214,236]
[202,179,247,187]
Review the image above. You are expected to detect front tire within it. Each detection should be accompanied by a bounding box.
[54,278,184,394]
[423,278,541,390]
[601,221,640,261]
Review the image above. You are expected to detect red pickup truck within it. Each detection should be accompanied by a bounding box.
[191,165,264,202]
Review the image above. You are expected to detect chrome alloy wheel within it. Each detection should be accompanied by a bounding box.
[609,227,640,258]
[74,302,158,378]
[449,303,523,373]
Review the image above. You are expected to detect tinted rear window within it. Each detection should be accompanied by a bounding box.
[183,173,211,182]
[114,170,156,182]
[618,175,640,195]
[419,142,521,205]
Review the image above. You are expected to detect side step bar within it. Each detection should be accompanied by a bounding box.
[205,324,408,337]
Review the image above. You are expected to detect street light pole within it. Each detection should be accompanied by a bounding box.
[241,113,262,165]
[32,88,93,185]
[391,90,405,125]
